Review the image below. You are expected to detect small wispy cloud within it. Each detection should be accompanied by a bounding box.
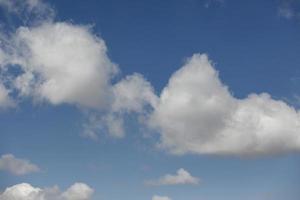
[152,195,172,200]
[145,168,200,186]
[278,0,300,20]
[204,0,225,8]
[0,154,40,175]
[0,0,54,24]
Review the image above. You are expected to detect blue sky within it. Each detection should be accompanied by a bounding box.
[0,0,300,200]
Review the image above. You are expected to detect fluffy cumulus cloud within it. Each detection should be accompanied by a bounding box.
[146,168,199,186]
[9,20,155,137]
[0,182,93,200]
[150,54,300,156]
[105,73,157,137]
[152,195,172,200]
[112,73,158,113]
[0,0,156,138]
[13,22,117,108]
[60,183,94,200]
[0,154,40,175]
[82,73,157,139]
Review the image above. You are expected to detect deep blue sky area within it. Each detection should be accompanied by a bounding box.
[1,0,300,200]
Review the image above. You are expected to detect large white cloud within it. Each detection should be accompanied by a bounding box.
[2,5,155,112]
[0,182,93,200]
[146,168,199,186]
[0,1,156,138]
[150,54,300,156]
[0,154,40,175]
[12,22,118,109]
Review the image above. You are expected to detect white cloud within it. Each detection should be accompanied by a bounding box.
[104,73,157,137]
[60,183,94,200]
[0,154,40,175]
[0,182,94,200]
[0,0,158,139]
[112,73,158,113]
[0,83,14,108]
[152,195,172,200]
[150,54,300,156]
[82,73,157,139]
[0,14,156,138]
[0,183,42,200]
[12,22,117,108]
[146,168,199,186]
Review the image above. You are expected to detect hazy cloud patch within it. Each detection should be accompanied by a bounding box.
[278,0,300,20]
[146,168,199,186]
[152,195,172,200]
[0,154,40,175]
